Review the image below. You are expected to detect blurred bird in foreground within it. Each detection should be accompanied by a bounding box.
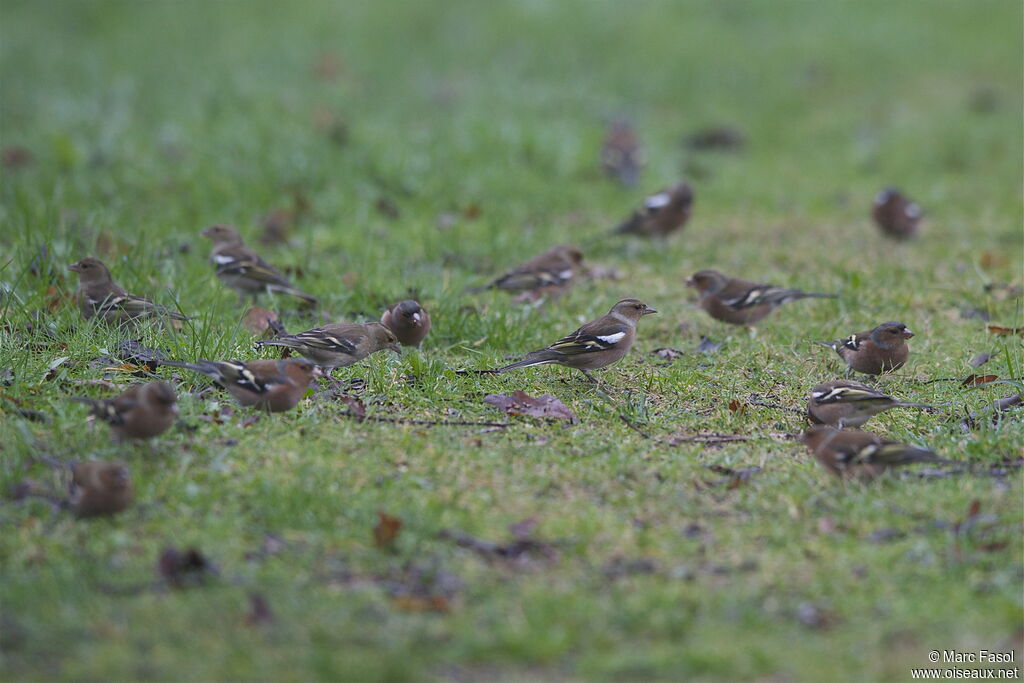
[69,461,133,518]
[872,188,922,240]
[465,245,584,300]
[163,358,321,412]
[799,425,953,481]
[807,380,932,428]
[381,300,431,348]
[494,298,656,382]
[70,258,188,325]
[255,322,400,370]
[73,381,178,441]
[685,269,836,325]
[201,224,317,306]
[600,120,643,187]
[814,321,914,376]
[614,182,693,238]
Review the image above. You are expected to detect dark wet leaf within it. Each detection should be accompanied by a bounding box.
[438,527,560,568]
[483,390,578,423]
[652,347,684,361]
[196,404,235,425]
[987,325,1024,336]
[969,352,995,367]
[375,196,400,220]
[385,563,462,613]
[961,374,999,387]
[115,340,165,370]
[685,125,746,151]
[245,592,274,626]
[158,547,218,589]
[508,517,538,540]
[697,336,722,354]
[603,556,658,580]
[727,399,745,414]
[373,512,403,549]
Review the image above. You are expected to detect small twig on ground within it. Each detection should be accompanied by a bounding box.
[618,414,651,439]
[335,410,509,428]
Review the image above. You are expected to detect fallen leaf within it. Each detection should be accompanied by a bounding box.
[242,307,280,338]
[697,336,722,354]
[158,547,218,589]
[43,286,67,313]
[969,352,995,367]
[373,512,403,549]
[988,325,1024,336]
[979,251,1008,270]
[959,393,1022,431]
[685,125,746,151]
[43,356,70,381]
[652,347,684,361]
[338,395,366,420]
[115,340,165,370]
[727,399,745,414]
[483,390,578,423]
[438,527,560,568]
[462,203,482,220]
[245,592,274,626]
[961,374,999,387]
[384,563,461,612]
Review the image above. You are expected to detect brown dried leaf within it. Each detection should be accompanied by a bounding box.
[987,325,1024,336]
[373,512,403,549]
[242,307,280,338]
[727,399,745,414]
[652,347,684,361]
[158,547,218,589]
[961,374,999,387]
[462,203,482,220]
[116,340,165,370]
[483,390,578,423]
[44,286,67,313]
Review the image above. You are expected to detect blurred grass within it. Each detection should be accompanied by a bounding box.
[1,1,1022,681]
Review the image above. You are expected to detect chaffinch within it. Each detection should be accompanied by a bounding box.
[807,380,932,428]
[872,188,921,240]
[254,322,400,369]
[799,425,952,481]
[201,224,317,306]
[73,381,178,441]
[496,298,656,382]
[814,321,914,375]
[685,269,836,325]
[466,245,584,298]
[69,258,188,325]
[600,120,643,187]
[69,461,133,518]
[381,300,431,348]
[163,358,321,412]
[614,182,693,238]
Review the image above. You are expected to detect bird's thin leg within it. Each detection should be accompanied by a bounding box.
[579,368,598,384]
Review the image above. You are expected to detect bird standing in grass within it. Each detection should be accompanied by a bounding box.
[614,182,693,238]
[163,358,321,412]
[814,321,914,376]
[69,461,134,518]
[872,188,922,240]
[600,120,643,187]
[466,245,584,299]
[799,425,953,481]
[381,300,431,348]
[73,381,178,441]
[201,224,317,306]
[495,298,656,382]
[685,269,836,325]
[807,380,932,428]
[254,322,400,370]
[70,258,188,325]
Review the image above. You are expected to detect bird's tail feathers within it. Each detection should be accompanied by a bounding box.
[496,354,560,373]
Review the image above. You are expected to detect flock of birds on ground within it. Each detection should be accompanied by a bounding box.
[22,123,993,519]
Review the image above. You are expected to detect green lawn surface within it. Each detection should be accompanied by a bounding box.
[1,1,1022,681]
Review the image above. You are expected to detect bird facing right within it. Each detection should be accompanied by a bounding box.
[201,224,317,306]
[685,269,836,325]
[814,321,915,376]
[495,298,656,382]
[69,258,188,325]
[163,357,321,412]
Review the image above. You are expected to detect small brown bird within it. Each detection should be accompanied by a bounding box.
[496,298,656,382]
[254,322,400,370]
[814,322,914,376]
[807,380,932,428]
[686,269,837,325]
[163,358,321,412]
[69,461,134,517]
[73,381,178,441]
[200,224,317,306]
[69,258,188,325]
[614,183,693,238]
[601,120,643,187]
[381,300,431,348]
[872,188,922,240]
[466,245,584,298]
[799,425,952,481]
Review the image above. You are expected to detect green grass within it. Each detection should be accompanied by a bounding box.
[1,1,1022,680]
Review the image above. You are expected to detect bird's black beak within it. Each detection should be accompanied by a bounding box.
[642,305,657,315]
[684,277,695,288]
[68,263,82,273]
